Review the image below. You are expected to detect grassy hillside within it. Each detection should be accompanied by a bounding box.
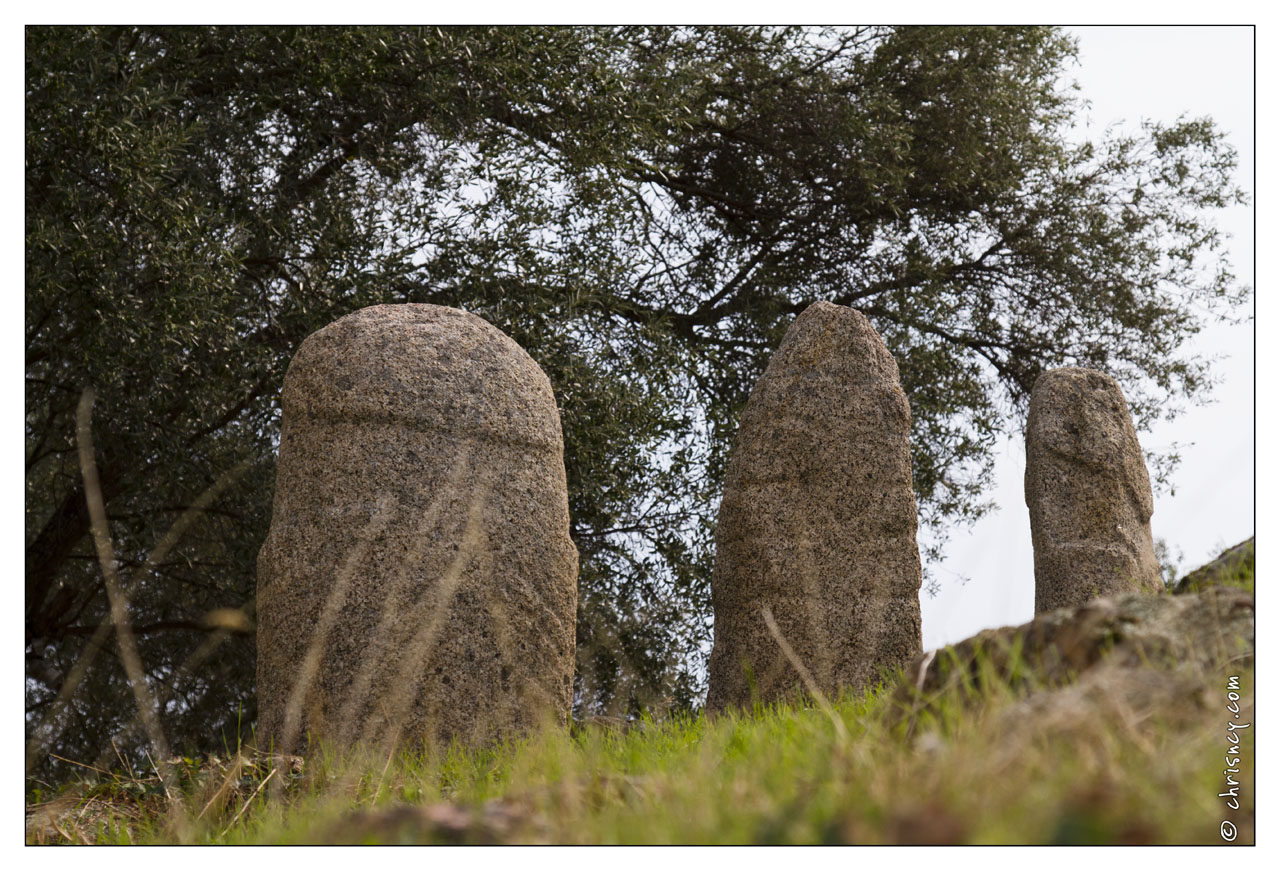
[27,631,1253,843]
[27,541,1253,846]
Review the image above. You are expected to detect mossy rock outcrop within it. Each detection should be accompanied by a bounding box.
[898,586,1253,715]
[1173,537,1254,595]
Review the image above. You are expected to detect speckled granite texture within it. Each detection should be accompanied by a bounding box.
[1024,367,1162,613]
[256,304,578,751]
[706,301,923,712]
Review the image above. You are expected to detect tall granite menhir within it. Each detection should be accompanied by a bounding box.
[1025,367,1163,613]
[706,302,923,713]
[257,304,578,751]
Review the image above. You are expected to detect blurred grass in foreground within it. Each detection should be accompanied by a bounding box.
[26,650,1253,845]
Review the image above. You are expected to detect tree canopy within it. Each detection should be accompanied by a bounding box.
[25,25,1247,776]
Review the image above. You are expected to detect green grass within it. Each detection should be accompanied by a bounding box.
[27,652,1254,845]
[1175,538,1254,595]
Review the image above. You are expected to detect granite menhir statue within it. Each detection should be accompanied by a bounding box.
[257,304,578,751]
[706,302,923,712]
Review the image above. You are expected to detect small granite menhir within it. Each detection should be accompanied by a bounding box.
[705,302,924,713]
[1024,367,1164,612]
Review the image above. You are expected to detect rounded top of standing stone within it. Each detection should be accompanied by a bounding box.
[281,304,562,449]
[1027,368,1135,449]
[1031,366,1126,399]
[768,301,901,384]
[1026,366,1149,486]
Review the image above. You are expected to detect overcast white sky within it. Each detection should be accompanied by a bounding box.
[920,25,1255,649]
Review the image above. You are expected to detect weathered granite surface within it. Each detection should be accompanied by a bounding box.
[1025,368,1163,613]
[706,301,923,712]
[256,304,577,751]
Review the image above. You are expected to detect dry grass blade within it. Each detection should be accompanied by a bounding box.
[196,755,245,821]
[899,647,940,741]
[47,753,113,778]
[355,481,492,749]
[372,744,397,804]
[220,767,276,838]
[332,446,475,743]
[111,738,136,781]
[761,605,849,745]
[74,389,190,839]
[144,748,176,802]
[25,627,114,774]
[914,649,937,691]
[91,599,257,773]
[25,423,249,776]
[51,817,79,844]
[277,495,399,756]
